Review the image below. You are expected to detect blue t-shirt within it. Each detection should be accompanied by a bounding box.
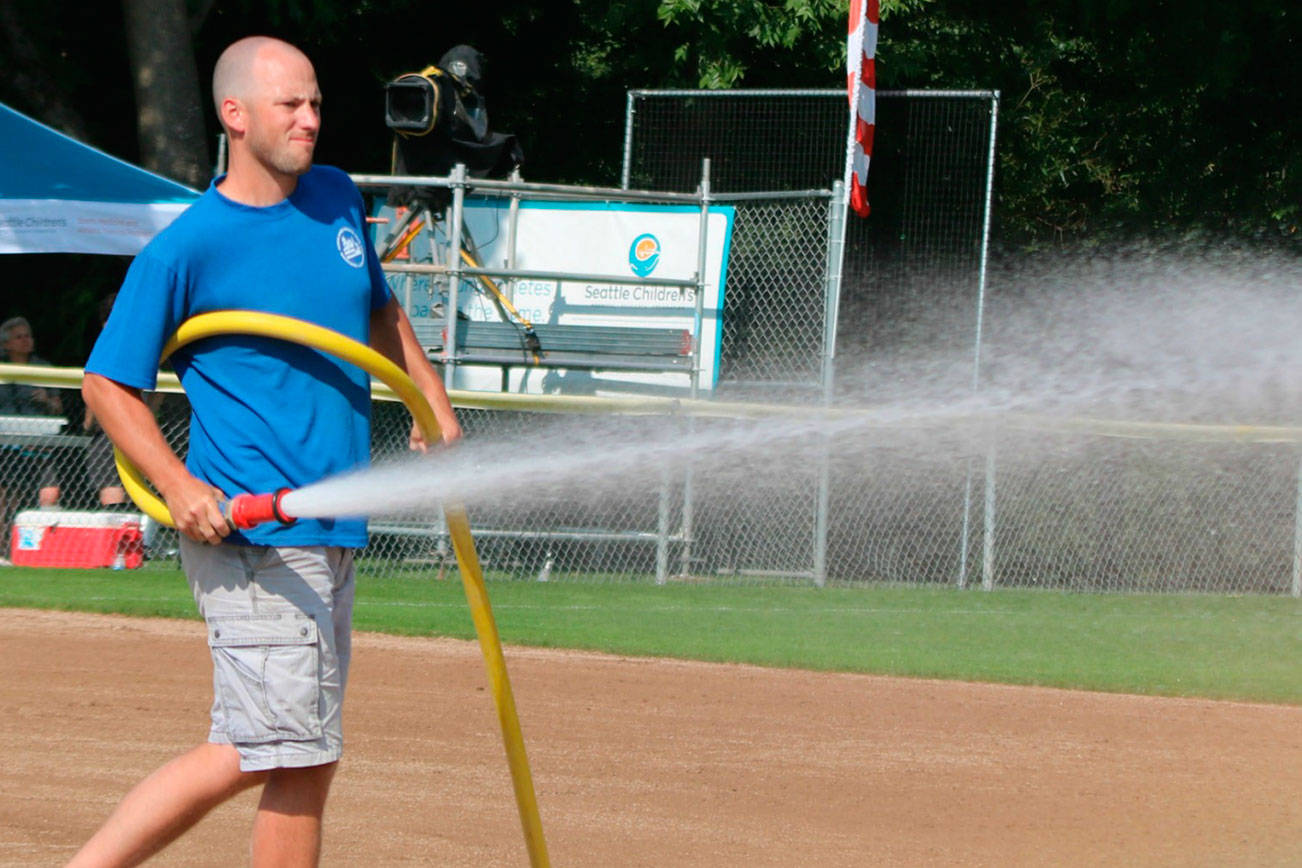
[86,165,391,547]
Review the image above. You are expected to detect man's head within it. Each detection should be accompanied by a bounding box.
[1,317,33,357]
[212,37,321,180]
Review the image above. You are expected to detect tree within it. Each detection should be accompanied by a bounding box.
[121,0,210,187]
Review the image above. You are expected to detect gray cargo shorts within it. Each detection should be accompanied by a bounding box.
[180,538,356,772]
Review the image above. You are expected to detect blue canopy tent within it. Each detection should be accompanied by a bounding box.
[0,102,199,255]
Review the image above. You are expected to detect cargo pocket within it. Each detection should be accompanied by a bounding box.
[208,612,322,744]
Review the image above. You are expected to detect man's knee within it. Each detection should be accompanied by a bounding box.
[261,762,338,813]
[194,742,269,798]
[233,766,271,794]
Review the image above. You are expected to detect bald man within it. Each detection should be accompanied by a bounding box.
[74,37,460,867]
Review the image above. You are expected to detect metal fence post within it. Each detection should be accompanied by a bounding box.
[443,163,468,390]
[505,166,522,303]
[692,158,710,401]
[973,92,1000,391]
[214,133,227,177]
[981,438,996,591]
[814,180,847,587]
[958,471,973,590]
[656,466,671,586]
[678,158,710,578]
[621,91,638,190]
[957,92,1000,588]
[1293,455,1302,598]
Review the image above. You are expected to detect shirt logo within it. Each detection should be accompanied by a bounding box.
[336,227,365,268]
[629,233,660,277]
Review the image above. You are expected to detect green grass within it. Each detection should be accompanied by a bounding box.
[2,564,1299,704]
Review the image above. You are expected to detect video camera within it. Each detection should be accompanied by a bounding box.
[384,45,523,209]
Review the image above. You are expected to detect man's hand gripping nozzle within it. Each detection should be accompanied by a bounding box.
[223,488,297,530]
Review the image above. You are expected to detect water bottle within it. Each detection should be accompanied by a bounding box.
[111,539,126,571]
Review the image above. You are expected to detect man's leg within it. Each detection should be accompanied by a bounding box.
[178,542,353,866]
[38,457,60,507]
[66,742,266,868]
[246,547,352,867]
[250,761,338,868]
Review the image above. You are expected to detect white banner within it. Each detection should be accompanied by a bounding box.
[0,199,192,255]
[383,199,734,395]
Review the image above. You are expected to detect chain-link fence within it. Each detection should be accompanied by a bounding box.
[9,90,1299,596]
[622,89,849,194]
[0,414,83,528]
[1,378,1300,595]
[717,195,833,390]
[617,88,1003,590]
[0,388,184,565]
[821,420,1302,595]
[355,166,840,585]
[624,89,999,400]
[992,428,1299,594]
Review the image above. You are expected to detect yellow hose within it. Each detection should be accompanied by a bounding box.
[113,310,550,867]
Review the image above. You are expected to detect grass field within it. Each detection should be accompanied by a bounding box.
[2,564,1298,704]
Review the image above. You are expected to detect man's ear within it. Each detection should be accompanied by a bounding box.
[220,97,246,136]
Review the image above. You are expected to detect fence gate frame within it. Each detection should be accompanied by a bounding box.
[623,88,1000,586]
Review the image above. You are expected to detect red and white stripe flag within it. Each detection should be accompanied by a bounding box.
[846,0,878,217]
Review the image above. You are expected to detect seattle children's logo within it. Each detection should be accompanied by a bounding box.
[628,233,661,277]
[336,227,365,268]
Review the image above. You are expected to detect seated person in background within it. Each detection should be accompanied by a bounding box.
[0,316,63,417]
[0,316,63,511]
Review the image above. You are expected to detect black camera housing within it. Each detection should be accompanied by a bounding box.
[383,47,523,209]
[384,76,439,134]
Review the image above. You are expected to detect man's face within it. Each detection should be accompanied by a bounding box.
[4,325,33,357]
[240,51,322,179]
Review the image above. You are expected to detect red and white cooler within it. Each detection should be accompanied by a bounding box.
[10,510,145,569]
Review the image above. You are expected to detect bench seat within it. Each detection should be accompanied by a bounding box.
[436,321,694,373]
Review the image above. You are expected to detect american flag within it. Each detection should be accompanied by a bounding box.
[846,0,878,217]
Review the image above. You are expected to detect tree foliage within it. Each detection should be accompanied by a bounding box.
[654,0,1299,246]
[0,0,1296,358]
[655,0,930,88]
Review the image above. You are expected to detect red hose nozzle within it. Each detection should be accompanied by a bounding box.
[225,488,297,530]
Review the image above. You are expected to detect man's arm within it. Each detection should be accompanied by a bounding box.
[81,373,229,543]
[33,386,62,415]
[368,297,462,449]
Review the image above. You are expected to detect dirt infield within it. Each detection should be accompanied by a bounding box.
[2,608,1300,866]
